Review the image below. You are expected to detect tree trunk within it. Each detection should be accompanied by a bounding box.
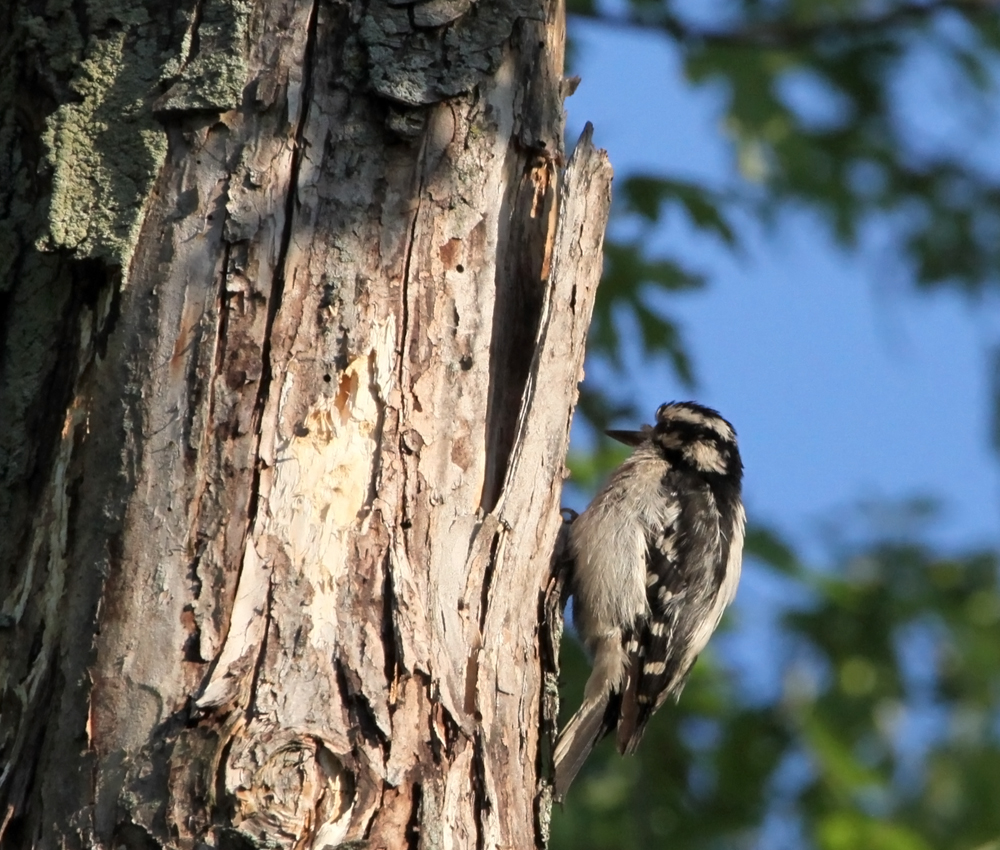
[0,0,611,847]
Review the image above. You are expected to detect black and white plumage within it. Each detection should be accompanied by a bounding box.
[553,401,745,799]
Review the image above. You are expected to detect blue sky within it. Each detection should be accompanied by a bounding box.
[565,17,1000,567]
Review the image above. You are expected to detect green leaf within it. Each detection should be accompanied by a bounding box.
[802,712,885,795]
[604,240,706,292]
[817,813,934,850]
[621,176,738,245]
[744,524,802,575]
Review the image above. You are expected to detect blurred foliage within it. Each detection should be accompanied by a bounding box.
[551,514,1000,849]
[555,1,1000,847]
[572,0,1000,431]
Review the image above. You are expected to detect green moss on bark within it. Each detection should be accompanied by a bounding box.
[40,30,167,269]
[11,0,252,271]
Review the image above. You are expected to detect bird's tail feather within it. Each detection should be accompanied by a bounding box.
[553,696,614,800]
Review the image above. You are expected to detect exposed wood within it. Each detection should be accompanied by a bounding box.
[0,0,612,846]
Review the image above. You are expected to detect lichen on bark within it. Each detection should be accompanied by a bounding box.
[33,0,252,269]
[41,29,167,267]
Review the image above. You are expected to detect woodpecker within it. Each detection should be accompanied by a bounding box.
[553,401,745,798]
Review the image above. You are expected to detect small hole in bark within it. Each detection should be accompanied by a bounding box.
[456,264,464,273]
[323,374,332,382]
[459,355,473,371]
[401,519,412,529]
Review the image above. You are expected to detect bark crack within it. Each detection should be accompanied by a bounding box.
[477,529,501,634]
[334,657,389,751]
[381,552,400,701]
[244,570,274,722]
[471,731,489,850]
[245,0,320,528]
[211,241,234,402]
[405,782,422,850]
[390,109,433,665]
[186,0,208,69]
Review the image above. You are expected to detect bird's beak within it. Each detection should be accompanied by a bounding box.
[605,427,650,448]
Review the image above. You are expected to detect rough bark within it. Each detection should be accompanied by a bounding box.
[0,0,612,847]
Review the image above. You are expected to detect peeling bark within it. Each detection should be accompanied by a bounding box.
[0,0,612,847]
